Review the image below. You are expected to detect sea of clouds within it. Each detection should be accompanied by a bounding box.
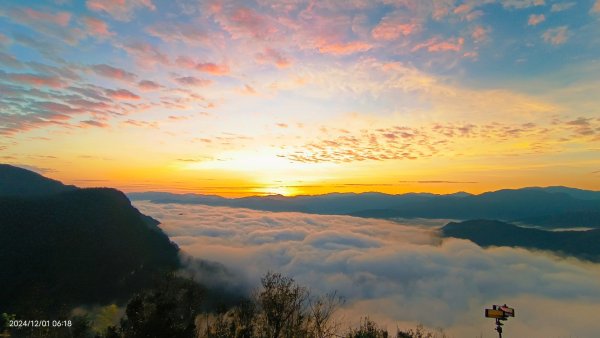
[134,201,600,337]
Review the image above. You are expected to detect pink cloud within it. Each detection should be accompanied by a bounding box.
[240,84,257,95]
[120,41,169,67]
[105,88,141,100]
[316,41,373,56]
[432,2,453,20]
[91,64,137,82]
[551,2,575,12]
[82,16,113,37]
[593,0,600,13]
[542,26,569,45]
[138,80,162,91]
[86,0,155,21]
[123,119,158,128]
[412,37,464,53]
[255,48,292,68]
[22,8,71,26]
[465,10,484,21]
[196,62,230,75]
[80,119,109,128]
[503,0,545,9]
[1,8,85,44]
[0,52,24,68]
[67,98,112,112]
[175,56,230,75]
[175,56,195,69]
[449,3,484,22]
[217,6,279,40]
[471,26,489,43]
[371,13,419,41]
[463,51,479,59]
[38,102,82,116]
[453,4,471,15]
[7,73,66,88]
[175,76,212,87]
[146,23,216,46]
[0,33,9,45]
[528,14,546,26]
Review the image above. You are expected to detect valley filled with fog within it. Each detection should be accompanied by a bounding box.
[134,201,600,337]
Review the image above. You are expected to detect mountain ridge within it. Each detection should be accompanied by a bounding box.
[0,165,181,316]
[129,187,600,227]
[441,219,600,262]
[0,164,76,197]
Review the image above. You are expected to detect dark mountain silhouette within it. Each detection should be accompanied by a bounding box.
[516,211,600,228]
[0,164,76,197]
[441,219,600,262]
[350,189,599,221]
[521,186,600,200]
[129,191,441,214]
[130,187,600,227]
[0,166,180,317]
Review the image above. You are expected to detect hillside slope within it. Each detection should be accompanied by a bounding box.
[441,219,600,262]
[0,166,180,316]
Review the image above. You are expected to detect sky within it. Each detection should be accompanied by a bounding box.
[1,0,599,196]
[135,201,600,337]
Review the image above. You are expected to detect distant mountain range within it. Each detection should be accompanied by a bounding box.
[0,165,180,316]
[129,187,600,228]
[441,219,600,262]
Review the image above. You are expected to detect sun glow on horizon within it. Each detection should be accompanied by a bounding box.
[1,0,599,195]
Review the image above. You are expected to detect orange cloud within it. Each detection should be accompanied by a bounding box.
[593,0,600,13]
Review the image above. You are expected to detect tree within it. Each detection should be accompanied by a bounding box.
[346,317,389,338]
[396,324,447,338]
[119,274,204,338]
[309,291,344,338]
[256,272,309,338]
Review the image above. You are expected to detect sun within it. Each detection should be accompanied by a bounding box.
[255,185,298,196]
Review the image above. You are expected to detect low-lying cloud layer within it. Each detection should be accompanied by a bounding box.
[134,201,600,337]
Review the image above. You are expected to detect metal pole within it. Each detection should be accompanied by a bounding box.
[496,319,502,338]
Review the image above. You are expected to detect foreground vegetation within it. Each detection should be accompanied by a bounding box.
[1,272,447,338]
